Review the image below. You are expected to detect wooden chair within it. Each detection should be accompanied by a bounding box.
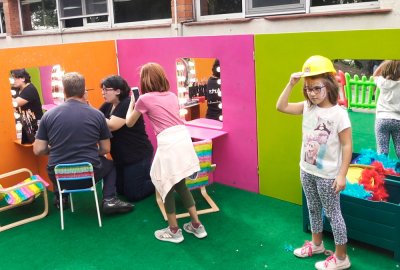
[156,139,219,220]
[0,168,49,232]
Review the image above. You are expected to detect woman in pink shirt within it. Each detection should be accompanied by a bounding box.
[126,63,207,243]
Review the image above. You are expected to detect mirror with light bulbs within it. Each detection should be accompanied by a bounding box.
[9,64,65,143]
[176,58,222,127]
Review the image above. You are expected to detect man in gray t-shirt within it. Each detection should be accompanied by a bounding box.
[33,72,133,214]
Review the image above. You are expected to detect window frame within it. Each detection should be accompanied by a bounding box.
[19,0,61,34]
[245,0,306,17]
[309,1,380,13]
[244,0,380,17]
[110,0,172,27]
[0,1,5,35]
[195,0,245,22]
[58,0,110,29]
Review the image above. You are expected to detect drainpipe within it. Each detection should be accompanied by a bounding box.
[173,0,179,36]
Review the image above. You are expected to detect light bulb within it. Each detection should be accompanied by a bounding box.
[219,115,223,121]
[14,112,20,119]
[11,90,16,96]
[16,122,22,130]
[9,78,15,84]
[12,101,18,108]
[217,79,221,85]
[216,67,220,72]
[218,103,222,109]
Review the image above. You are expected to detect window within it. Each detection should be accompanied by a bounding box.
[196,0,243,20]
[243,0,379,17]
[113,0,171,24]
[0,1,6,34]
[59,0,108,28]
[246,0,306,16]
[20,0,58,31]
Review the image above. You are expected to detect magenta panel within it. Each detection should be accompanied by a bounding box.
[117,35,258,193]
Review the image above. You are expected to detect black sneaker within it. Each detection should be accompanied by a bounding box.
[53,195,70,211]
[102,197,134,214]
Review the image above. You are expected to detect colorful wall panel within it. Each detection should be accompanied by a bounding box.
[255,29,400,204]
[117,36,258,193]
[0,41,118,187]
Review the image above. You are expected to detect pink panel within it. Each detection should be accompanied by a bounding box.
[117,36,258,193]
[39,66,53,105]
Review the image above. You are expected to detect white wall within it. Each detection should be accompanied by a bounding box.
[0,0,399,49]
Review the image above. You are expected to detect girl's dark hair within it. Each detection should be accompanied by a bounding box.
[212,59,220,78]
[381,60,400,81]
[303,73,339,106]
[140,63,170,94]
[11,69,31,83]
[101,75,130,101]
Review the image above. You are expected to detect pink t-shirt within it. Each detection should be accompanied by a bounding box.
[135,91,184,135]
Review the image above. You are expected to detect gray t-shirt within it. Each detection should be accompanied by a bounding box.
[36,99,111,168]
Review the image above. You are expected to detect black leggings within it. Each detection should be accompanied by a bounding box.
[164,179,195,214]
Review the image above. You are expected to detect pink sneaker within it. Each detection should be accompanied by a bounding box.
[293,241,325,258]
[315,254,351,270]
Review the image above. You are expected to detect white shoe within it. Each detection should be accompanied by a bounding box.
[293,241,325,258]
[183,222,207,239]
[315,255,351,270]
[154,227,184,243]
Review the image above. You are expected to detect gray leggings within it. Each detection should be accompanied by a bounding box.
[375,118,400,159]
[301,170,347,245]
[164,179,195,214]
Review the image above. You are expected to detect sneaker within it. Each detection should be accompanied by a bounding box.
[53,195,70,211]
[183,222,208,238]
[154,227,184,243]
[102,197,134,214]
[315,255,351,270]
[293,241,325,258]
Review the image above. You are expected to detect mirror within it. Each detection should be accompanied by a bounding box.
[333,59,398,162]
[10,64,65,143]
[176,58,222,128]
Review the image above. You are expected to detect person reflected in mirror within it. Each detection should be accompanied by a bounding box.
[205,59,222,121]
[373,60,400,159]
[33,72,133,215]
[99,75,154,202]
[276,56,352,270]
[126,63,207,243]
[11,69,43,121]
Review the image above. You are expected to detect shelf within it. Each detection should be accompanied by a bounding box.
[185,118,223,130]
[14,139,33,147]
[186,125,227,141]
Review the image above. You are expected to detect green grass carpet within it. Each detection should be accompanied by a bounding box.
[1,183,398,270]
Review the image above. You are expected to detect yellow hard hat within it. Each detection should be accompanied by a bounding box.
[301,55,336,77]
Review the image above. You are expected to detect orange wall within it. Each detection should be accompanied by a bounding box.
[0,41,118,188]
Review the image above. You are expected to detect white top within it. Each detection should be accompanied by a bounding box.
[300,102,351,179]
[375,76,400,121]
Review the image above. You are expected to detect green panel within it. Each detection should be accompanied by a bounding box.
[255,29,400,205]
[25,66,44,105]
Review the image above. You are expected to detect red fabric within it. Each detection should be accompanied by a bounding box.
[359,162,389,201]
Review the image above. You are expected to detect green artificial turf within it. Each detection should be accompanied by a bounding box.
[1,183,398,270]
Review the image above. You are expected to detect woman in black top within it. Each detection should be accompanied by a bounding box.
[205,59,222,121]
[99,75,154,202]
[11,69,43,120]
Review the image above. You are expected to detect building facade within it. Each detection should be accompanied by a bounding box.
[0,0,399,49]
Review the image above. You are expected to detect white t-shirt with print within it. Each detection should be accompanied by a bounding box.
[300,102,351,179]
